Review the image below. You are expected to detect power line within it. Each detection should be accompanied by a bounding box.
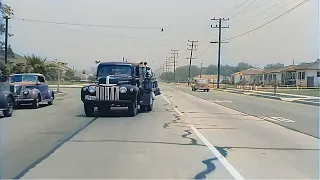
[225,0,310,41]
[13,17,162,29]
[225,0,251,18]
[230,0,260,18]
[14,20,187,43]
[248,0,292,19]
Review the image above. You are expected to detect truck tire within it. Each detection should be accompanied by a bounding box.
[128,98,138,117]
[3,97,13,117]
[146,100,153,111]
[84,103,95,117]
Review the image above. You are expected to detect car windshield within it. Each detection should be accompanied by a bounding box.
[10,75,37,83]
[98,65,132,77]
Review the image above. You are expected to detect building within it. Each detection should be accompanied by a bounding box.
[231,68,264,85]
[231,59,320,87]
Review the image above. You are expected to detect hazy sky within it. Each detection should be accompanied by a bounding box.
[2,0,319,71]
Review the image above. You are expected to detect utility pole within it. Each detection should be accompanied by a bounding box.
[57,60,61,92]
[165,60,168,72]
[211,17,229,88]
[187,40,198,85]
[4,16,9,64]
[171,49,179,82]
[200,63,202,78]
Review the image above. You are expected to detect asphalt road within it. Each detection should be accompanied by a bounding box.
[1,87,319,179]
[171,84,320,138]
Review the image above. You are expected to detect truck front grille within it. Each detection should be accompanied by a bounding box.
[96,86,120,101]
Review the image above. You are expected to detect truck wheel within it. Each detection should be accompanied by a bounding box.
[84,103,95,117]
[146,100,153,111]
[32,96,40,109]
[128,99,138,117]
[3,97,14,117]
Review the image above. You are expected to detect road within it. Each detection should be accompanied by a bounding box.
[172,84,320,138]
[1,86,319,179]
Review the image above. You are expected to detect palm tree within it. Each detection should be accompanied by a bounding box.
[24,54,58,79]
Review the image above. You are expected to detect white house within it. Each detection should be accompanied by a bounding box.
[231,68,264,84]
[295,60,320,87]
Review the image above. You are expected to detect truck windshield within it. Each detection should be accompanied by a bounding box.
[10,75,37,83]
[98,65,132,77]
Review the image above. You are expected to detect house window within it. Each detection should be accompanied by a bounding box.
[273,74,276,81]
[317,71,320,77]
[259,76,263,81]
[302,72,305,80]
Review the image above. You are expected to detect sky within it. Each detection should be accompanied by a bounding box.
[2,0,319,71]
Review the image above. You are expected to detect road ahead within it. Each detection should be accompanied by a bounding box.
[172,84,320,138]
[1,86,319,179]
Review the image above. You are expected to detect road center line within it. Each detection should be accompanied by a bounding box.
[161,93,245,180]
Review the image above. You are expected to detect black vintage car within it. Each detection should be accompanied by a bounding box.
[0,75,14,117]
[9,73,55,108]
[81,61,160,117]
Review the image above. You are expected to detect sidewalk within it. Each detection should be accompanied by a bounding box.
[216,88,320,106]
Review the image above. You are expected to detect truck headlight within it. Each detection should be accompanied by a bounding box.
[130,88,134,92]
[120,87,127,93]
[88,86,96,93]
[22,89,29,95]
[82,87,88,91]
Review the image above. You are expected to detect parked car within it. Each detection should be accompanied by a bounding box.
[0,75,14,117]
[191,78,210,92]
[9,73,54,108]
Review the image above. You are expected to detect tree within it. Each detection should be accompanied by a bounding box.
[0,2,14,57]
[64,69,75,81]
[160,72,174,82]
[7,45,14,58]
[264,63,284,70]
[235,62,253,72]
[73,76,81,81]
[24,54,57,79]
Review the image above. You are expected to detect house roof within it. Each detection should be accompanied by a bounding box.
[263,65,297,73]
[240,68,264,75]
[295,60,320,70]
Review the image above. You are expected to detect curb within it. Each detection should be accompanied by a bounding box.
[248,93,282,100]
[292,100,320,106]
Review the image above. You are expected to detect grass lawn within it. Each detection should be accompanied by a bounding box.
[260,89,320,97]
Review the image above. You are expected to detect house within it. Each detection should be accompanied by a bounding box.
[263,65,296,85]
[231,68,264,84]
[294,60,320,87]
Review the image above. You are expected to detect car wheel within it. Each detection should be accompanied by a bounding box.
[128,98,138,117]
[207,89,210,92]
[32,96,40,109]
[146,100,153,112]
[48,93,54,105]
[3,97,14,117]
[84,103,95,117]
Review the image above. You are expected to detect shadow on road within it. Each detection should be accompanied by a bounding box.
[76,107,151,118]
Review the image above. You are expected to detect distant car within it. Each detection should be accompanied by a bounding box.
[9,73,54,109]
[0,75,14,117]
[191,78,210,92]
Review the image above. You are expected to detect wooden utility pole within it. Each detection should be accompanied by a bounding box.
[200,62,202,78]
[4,16,9,64]
[187,40,198,85]
[171,49,179,82]
[211,17,229,88]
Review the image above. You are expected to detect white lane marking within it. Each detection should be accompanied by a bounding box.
[161,94,171,104]
[259,116,295,123]
[162,94,245,180]
[211,100,232,103]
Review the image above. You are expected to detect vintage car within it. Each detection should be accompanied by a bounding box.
[9,73,55,108]
[0,75,14,117]
[191,78,210,92]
